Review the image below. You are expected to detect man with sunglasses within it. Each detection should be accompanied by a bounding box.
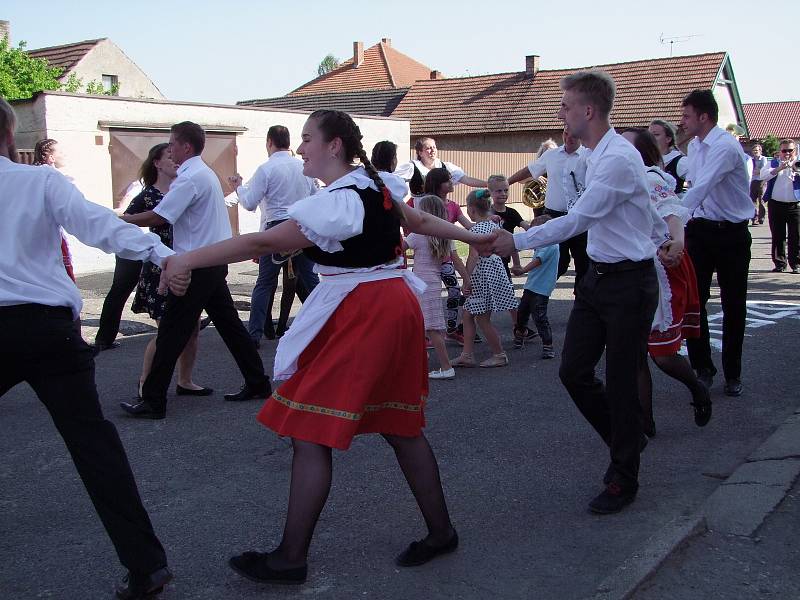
[760,140,800,274]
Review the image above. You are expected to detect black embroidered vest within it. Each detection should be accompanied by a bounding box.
[664,154,686,194]
[409,162,425,196]
[303,185,402,268]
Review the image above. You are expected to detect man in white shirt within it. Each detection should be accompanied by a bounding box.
[679,90,753,398]
[760,139,800,273]
[227,125,319,346]
[489,71,667,515]
[0,98,174,598]
[120,121,269,419]
[508,129,589,286]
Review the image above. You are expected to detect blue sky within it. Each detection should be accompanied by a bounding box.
[4,1,798,105]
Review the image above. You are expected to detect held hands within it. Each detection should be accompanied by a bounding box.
[658,239,684,268]
[227,174,243,188]
[157,256,192,296]
[510,265,525,277]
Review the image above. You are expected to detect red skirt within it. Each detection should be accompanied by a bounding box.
[258,278,429,450]
[648,253,701,356]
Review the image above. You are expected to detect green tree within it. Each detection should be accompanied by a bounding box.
[317,53,340,76]
[0,37,64,100]
[762,134,780,158]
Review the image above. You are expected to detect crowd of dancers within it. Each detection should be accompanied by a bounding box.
[0,68,761,598]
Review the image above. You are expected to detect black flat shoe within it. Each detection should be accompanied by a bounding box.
[120,400,166,420]
[395,530,459,567]
[724,378,743,397]
[175,385,213,396]
[224,383,271,402]
[588,483,637,514]
[116,566,172,599]
[228,551,307,585]
[691,385,712,427]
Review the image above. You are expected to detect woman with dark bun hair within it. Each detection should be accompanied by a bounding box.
[161,110,494,585]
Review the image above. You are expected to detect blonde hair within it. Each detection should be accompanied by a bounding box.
[560,70,615,118]
[415,195,452,260]
[487,174,508,188]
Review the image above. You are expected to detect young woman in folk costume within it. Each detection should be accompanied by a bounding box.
[395,136,486,196]
[160,110,494,584]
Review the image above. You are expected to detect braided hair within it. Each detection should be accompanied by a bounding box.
[33,138,58,166]
[309,110,403,219]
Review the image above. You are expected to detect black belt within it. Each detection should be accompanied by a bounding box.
[265,218,289,229]
[690,218,748,229]
[543,208,567,218]
[590,259,653,275]
[0,303,72,318]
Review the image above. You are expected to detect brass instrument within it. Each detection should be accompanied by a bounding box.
[522,176,548,209]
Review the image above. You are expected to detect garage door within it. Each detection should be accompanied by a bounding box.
[109,129,241,234]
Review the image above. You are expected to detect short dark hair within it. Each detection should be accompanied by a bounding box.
[370,140,397,171]
[622,128,662,168]
[682,90,718,124]
[171,121,205,154]
[267,125,290,149]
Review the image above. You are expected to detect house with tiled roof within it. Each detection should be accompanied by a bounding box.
[27,37,164,99]
[238,39,442,116]
[743,101,800,141]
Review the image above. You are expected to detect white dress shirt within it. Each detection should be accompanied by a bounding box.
[153,155,232,254]
[514,129,666,263]
[681,126,753,222]
[0,157,173,319]
[760,162,798,202]
[395,159,465,186]
[527,145,586,212]
[229,151,318,226]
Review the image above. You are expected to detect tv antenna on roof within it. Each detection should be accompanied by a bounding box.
[659,33,700,57]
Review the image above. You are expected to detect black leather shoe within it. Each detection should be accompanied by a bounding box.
[228,551,307,585]
[175,385,213,396]
[224,383,271,402]
[696,368,715,390]
[116,566,172,599]
[199,316,212,330]
[395,530,459,567]
[724,378,743,397]
[691,384,712,427]
[94,340,121,352]
[120,400,166,420]
[771,266,786,273]
[588,483,637,514]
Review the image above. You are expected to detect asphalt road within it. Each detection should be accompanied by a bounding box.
[1,225,799,599]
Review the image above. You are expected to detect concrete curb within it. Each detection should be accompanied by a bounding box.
[589,405,800,600]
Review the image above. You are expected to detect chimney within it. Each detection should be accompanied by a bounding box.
[381,37,392,47]
[525,55,540,77]
[353,41,364,67]
[0,21,10,44]
[430,70,443,80]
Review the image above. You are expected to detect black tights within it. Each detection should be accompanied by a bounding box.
[638,353,707,431]
[270,434,453,568]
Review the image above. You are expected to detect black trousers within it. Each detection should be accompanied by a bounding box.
[141,265,267,411]
[558,260,658,489]
[516,290,553,345]
[685,219,751,380]
[767,200,800,270]
[95,256,142,345]
[0,304,167,574]
[543,208,589,287]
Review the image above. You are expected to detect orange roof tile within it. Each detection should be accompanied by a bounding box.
[393,52,728,136]
[27,38,105,76]
[289,41,435,96]
[743,101,800,140]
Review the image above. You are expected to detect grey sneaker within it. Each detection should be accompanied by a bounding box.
[541,345,555,359]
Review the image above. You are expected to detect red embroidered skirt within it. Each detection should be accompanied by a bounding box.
[648,253,701,356]
[258,278,428,450]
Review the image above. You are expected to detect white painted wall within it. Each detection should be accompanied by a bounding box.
[11,93,410,274]
[68,39,165,99]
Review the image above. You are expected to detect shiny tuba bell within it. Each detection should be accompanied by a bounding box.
[522,176,548,209]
